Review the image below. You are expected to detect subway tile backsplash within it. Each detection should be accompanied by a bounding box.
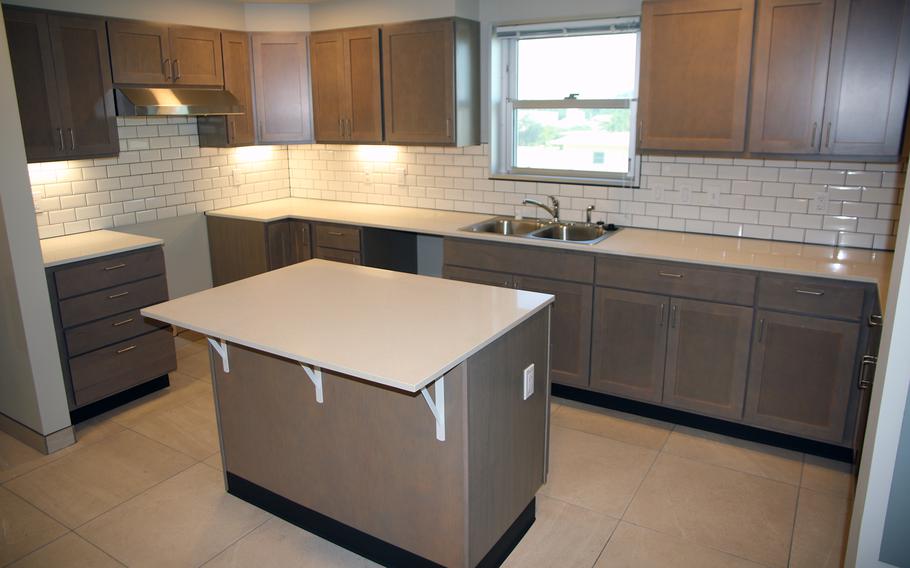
[28,117,903,250]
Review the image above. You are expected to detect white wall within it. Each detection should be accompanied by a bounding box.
[4,0,247,29]
[309,0,464,30]
[244,3,310,31]
[0,9,70,436]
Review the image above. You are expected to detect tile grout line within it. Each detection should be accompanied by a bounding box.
[787,454,808,568]
[194,515,273,568]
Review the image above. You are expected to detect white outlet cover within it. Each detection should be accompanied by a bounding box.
[812,191,829,213]
[523,364,534,400]
[681,187,692,203]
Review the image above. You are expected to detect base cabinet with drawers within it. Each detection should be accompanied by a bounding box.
[313,223,362,265]
[46,246,177,414]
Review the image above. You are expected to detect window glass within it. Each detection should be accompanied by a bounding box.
[515,108,632,173]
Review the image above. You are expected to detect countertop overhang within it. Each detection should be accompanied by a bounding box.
[40,230,164,267]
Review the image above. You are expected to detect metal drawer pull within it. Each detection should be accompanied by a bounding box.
[108,291,129,299]
[658,272,683,278]
[104,263,127,271]
[327,231,345,237]
[758,318,766,343]
[69,128,75,151]
[163,58,171,80]
[57,128,65,151]
[116,345,137,354]
[794,288,825,296]
[112,318,134,327]
[859,355,877,389]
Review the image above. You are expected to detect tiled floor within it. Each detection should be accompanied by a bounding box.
[0,332,855,567]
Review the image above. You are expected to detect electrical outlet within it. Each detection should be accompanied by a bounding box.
[522,364,534,400]
[681,187,692,203]
[706,187,720,206]
[812,191,829,213]
[32,191,43,213]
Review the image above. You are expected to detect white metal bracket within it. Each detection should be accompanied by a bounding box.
[300,363,324,403]
[207,338,229,373]
[420,377,446,441]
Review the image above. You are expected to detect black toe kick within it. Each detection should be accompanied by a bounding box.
[69,375,170,424]
[226,472,535,568]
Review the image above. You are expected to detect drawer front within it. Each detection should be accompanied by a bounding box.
[596,256,756,306]
[65,309,169,357]
[444,238,595,283]
[758,274,866,320]
[315,247,362,265]
[314,223,361,252]
[58,275,169,328]
[70,329,177,407]
[54,247,165,299]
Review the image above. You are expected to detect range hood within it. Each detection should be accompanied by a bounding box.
[114,87,245,116]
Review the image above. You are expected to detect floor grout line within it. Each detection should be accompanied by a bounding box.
[195,515,273,568]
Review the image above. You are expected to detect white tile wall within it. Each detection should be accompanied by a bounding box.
[29,117,290,240]
[288,144,904,250]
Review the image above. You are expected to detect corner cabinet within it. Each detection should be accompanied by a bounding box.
[251,32,313,144]
[382,18,479,146]
[198,31,255,148]
[4,8,118,162]
[206,216,312,286]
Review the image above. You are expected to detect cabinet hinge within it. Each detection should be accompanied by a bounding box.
[859,355,878,389]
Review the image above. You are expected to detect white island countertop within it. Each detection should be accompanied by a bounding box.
[40,230,163,267]
[142,260,554,392]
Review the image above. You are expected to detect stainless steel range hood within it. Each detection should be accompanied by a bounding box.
[114,87,245,116]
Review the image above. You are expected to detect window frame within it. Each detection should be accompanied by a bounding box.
[492,18,642,187]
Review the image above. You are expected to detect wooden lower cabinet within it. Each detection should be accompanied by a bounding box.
[662,298,753,420]
[590,288,668,403]
[267,220,311,270]
[744,310,860,443]
[207,216,311,285]
[442,265,513,288]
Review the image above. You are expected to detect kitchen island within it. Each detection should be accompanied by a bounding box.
[142,260,554,567]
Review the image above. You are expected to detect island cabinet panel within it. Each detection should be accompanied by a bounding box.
[168,26,223,87]
[198,31,255,148]
[107,20,171,84]
[662,298,753,420]
[638,0,755,152]
[744,310,860,442]
[590,287,669,403]
[748,0,836,153]
[251,32,313,144]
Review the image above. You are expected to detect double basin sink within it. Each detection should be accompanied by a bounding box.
[459,217,620,245]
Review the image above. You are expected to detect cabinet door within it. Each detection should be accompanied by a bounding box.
[821,0,910,156]
[382,19,454,144]
[206,216,269,286]
[590,288,669,403]
[222,31,254,145]
[744,310,860,443]
[252,33,313,143]
[344,27,383,142]
[169,26,223,87]
[291,220,313,263]
[48,14,118,159]
[639,0,754,152]
[442,265,514,288]
[267,221,293,271]
[108,20,171,84]
[310,30,347,143]
[3,8,65,162]
[515,276,593,388]
[748,0,836,153]
[663,298,753,420]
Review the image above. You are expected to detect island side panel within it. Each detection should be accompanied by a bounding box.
[467,308,550,566]
[212,343,469,567]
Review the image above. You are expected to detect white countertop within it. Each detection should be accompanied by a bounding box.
[41,230,163,268]
[208,198,894,301]
[141,260,554,392]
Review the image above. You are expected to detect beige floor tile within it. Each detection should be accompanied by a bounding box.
[107,371,212,428]
[789,488,851,568]
[78,463,270,568]
[174,334,207,358]
[203,516,379,567]
[503,494,617,568]
[177,349,213,381]
[623,453,798,567]
[596,522,765,568]
[5,429,196,528]
[541,426,657,518]
[9,532,123,567]
[0,429,73,484]
[662,426,804,485]
[552,400,674,450]
[801,455,854,498]
[73,415,126,446]
[204,451,224,471]
[128,394,220,460]
[0,486,68,566]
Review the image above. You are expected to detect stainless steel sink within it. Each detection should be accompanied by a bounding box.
[459,217,619,245]
[460,217,550,236]
[528,222,610,244]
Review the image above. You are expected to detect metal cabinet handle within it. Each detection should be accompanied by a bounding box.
[107,291,129,299]
[327,231,345,237]
[658,303,665,326]
[758,318,766,343]
[347,119,352,138]
[112,317,134,327]
[670,304,679,328]
[638,121,643,146]
[163,58,171,80]
[824,122,832,148]
[810,122,818,147]
[446,118,451,138]
[57,128,65,151]
[659,272,683,279]
[339,118,344,137]
[116,345,137,354]
[173,59,181,80]
[859,355,877,389]
[794,288,825,296]
[104,263,126,271]
[68,128,75,151]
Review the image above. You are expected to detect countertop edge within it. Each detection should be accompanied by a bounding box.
[42,232,164,268]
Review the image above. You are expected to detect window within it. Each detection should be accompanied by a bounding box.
[491,18,641,186]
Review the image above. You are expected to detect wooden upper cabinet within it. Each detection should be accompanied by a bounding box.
[199,31,254,147]
[638,0,755,152]
[310,30,347,143]
[821,0,910,156]
[169,26,223,87]
[749,0,836,153]
[382,18,479,146]
[108,20,171,84]
[251,32,313,144]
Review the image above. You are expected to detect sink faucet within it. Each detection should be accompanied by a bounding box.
[523,195,560,222]
[586,205,595,224]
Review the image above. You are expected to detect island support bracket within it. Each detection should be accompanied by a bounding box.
[299,363,324,404]
[420,377,446,442]
[207,338,230,373]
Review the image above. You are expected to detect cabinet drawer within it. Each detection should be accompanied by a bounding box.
[315,247,362,265]
[444,238,594,283]
[58,275,169,328]
[70,329,176,407]
[757,274,866,320]
[314,223,361,252]
[596,256,756,306]
[54,247,165,299]
[65,309,169,357]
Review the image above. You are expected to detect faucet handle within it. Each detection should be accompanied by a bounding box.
[586,205,595,224]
